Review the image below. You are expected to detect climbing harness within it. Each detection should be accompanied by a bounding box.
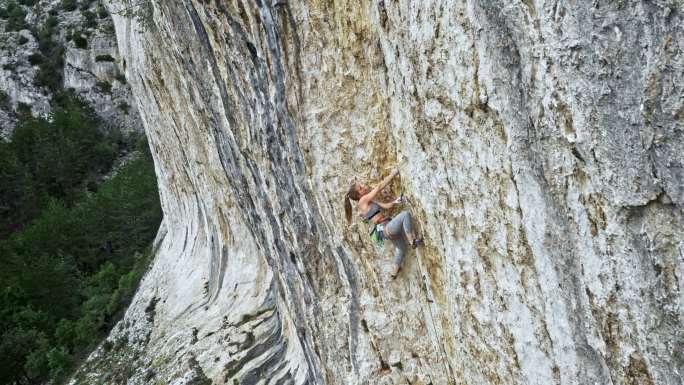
[365,190,405,247]
[370,222,386,247]
[369,217,393,247]
[365,191,406,247]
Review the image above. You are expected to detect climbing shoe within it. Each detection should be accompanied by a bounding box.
[411,238,424,249]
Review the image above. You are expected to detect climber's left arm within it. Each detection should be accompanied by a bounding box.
[374,196,402,210]
[374,201,393,210]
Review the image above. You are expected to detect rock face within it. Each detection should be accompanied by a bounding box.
[0,0,142,137]
[73,1,684,384]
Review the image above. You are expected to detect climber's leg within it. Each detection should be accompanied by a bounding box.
[389,210,423,249]
[390,237,407,266]
[403,211,423,248]
[389,237,407,279]
[386,211,415,244]
[399,210,415,242]
[386,211,406,239]
[385,212,412,278]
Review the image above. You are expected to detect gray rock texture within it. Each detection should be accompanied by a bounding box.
[0,0,142,137]
[72,1,684,384]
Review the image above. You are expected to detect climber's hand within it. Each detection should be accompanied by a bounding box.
[368,169,400,202]
[394,192,404,205]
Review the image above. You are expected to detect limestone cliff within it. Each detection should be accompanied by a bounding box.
[0,0,141,137]
[72,1,683,384]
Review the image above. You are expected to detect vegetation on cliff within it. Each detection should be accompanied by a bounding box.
[0,94,161,384]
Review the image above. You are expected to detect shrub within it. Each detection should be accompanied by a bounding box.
[97,80,112,93]
[31,15,65,93]
[0,253,80,381]
[45,15,59,29]
[35,26,53,53]
[34,46,65,92]
[18,0,38,6]
[0,90,9,109]
[16,102,31,116]
[115,0,155,32]
[95,54,115,62]
[96,3,107,19]
[60,0,77,12]
[82,9,97,28]
[10,92,118,204]
[5,2,28,32]
[47,346,72,380]
[103,19,115,35]
[73,33,88,49]
[17,330,51,379]
[114,72,127,84]
[0,143,37,235]
[79,0,94,11]
[118,101,129,114]
[27,53,44,65]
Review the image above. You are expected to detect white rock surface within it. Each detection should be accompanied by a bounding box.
[72,1,684,385]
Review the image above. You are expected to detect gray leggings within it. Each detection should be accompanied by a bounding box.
[385,211,414,266]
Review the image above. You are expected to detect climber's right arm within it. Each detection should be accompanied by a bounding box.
[361,169,399,204]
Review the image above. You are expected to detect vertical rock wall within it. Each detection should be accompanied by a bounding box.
[74,1,683,384]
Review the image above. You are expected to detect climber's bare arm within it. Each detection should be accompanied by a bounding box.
[360,169,399,204]
[374,198,400,210]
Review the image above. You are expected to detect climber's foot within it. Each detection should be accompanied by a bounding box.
[411,237,424,249]
[390,264,401,280]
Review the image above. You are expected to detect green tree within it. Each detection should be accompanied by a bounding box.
[0,91,160,384]
[0,143,37,236]
[10,93,119,206]
[32,14,65,92]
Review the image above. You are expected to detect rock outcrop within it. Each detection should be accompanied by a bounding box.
[73,1,684,384]
[0,0,141,137]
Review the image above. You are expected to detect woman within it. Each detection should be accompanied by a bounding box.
[344,169,423,278]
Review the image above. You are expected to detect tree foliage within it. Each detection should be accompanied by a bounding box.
[0,93,119,236]
[32,12,65,92]
[4,2,28,32]
[0,95,161,385]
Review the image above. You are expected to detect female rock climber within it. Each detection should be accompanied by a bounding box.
[344,169,423,279]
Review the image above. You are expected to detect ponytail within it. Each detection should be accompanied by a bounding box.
[344,182,360,225]
[344,193,352,224]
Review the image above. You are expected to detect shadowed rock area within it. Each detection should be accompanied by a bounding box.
[71,1,683,384]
